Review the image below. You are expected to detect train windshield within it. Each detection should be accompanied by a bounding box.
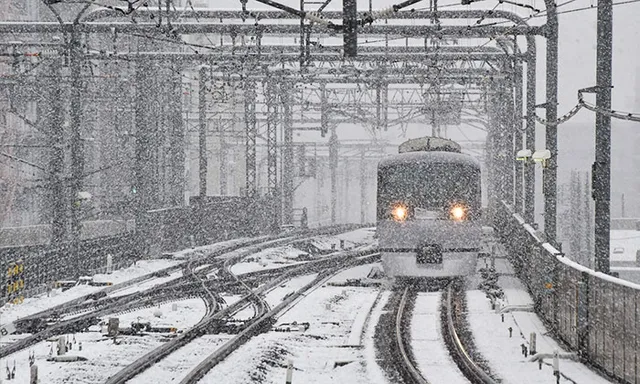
[377,162,480,213]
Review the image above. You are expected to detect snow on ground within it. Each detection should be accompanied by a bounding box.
[263,274,319,309]
[0,259,180,325]
[411,292,468,384]
[111,298,206,331]
[229,245,308,275]
[169,236,263,259]
[108,269,184,298]
[332,227,376,246]
[467,256,613,384]
[329,263,381,285]
[1,298,206,384]
[232,303,255,321]
[198,264,383,384]
[129,335,232,384]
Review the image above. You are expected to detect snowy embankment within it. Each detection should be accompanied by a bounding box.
[197,263,385,384]
[467,255,613,384]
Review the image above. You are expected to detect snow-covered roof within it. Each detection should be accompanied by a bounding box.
[610,230,640,263]
[377,151,480,169]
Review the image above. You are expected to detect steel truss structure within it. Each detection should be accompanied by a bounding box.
[1,1,561,239]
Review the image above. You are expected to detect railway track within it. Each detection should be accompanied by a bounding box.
[8,224,362,331]
[381,281,496,384]
[394,287,430,384]
[0,225,367,360]
[442,282,497,384]
[107,248,380,384]
[178,250,381,384]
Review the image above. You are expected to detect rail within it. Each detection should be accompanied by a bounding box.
[395,287,430,384]
[179,250,380,384]
[104,226,372,384]
[443,284,497,384]
[496,200,640,383]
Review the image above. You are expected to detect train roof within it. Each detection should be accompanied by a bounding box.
[398,137,461,154]
[378,151,480,169]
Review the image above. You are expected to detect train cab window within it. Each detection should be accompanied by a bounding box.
[377,162,481,220]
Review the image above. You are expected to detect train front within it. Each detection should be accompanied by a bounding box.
[376,152,482,279]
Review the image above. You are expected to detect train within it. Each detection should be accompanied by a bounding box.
[377,137,482,280]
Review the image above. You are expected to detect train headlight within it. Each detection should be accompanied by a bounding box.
[391,205,408,222]
[449,205,467,221]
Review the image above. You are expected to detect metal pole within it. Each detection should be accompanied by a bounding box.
[329,125,338,224]
[525,43,536,223]
[514,59,524,213]
[168,62,185,206]
[594,0,612,273]
[503,78,515,206]
[198,67,207,197]
[244,80,257,196]
[360,150,366,224]
[48,56,66,245]
[544,1,559,244]
[134,56,151,257]
[219,117,227,195]
[282,83,294,225]
[68,29,84,274]
[343,158,349,223]
[266,79,280,229]
[343,0,357,57]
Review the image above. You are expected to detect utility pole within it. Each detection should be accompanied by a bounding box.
[266,79,280,230]
[198,67,208,198]
[544,1,559,244]
[281,82,294,225]
[49,55,66,245]
[244,80,257,197]
[168,62,185,206]
[68,28,85,274]
[593,0,613,273]
[343,158,350,223]
[343,0,357,57]
[525,44,536,223]
[219,117,227,195]
[514,60,524,212]
[360,151,366,224]
[329,125,338,224]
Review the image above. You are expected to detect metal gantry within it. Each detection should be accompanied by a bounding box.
[1,1,564,248]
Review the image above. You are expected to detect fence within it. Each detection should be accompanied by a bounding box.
[0,233,140,303]
[495,200,640,384]
[0,197,278,305]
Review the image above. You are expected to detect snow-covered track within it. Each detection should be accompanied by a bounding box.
[178,250,381,384]
[104,232,375,384]
[443,283,497,384]
[395,287,430,384]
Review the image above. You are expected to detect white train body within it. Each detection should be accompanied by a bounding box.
[377,138,482,279]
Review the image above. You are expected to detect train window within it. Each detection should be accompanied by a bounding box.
[377,162,480,217]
